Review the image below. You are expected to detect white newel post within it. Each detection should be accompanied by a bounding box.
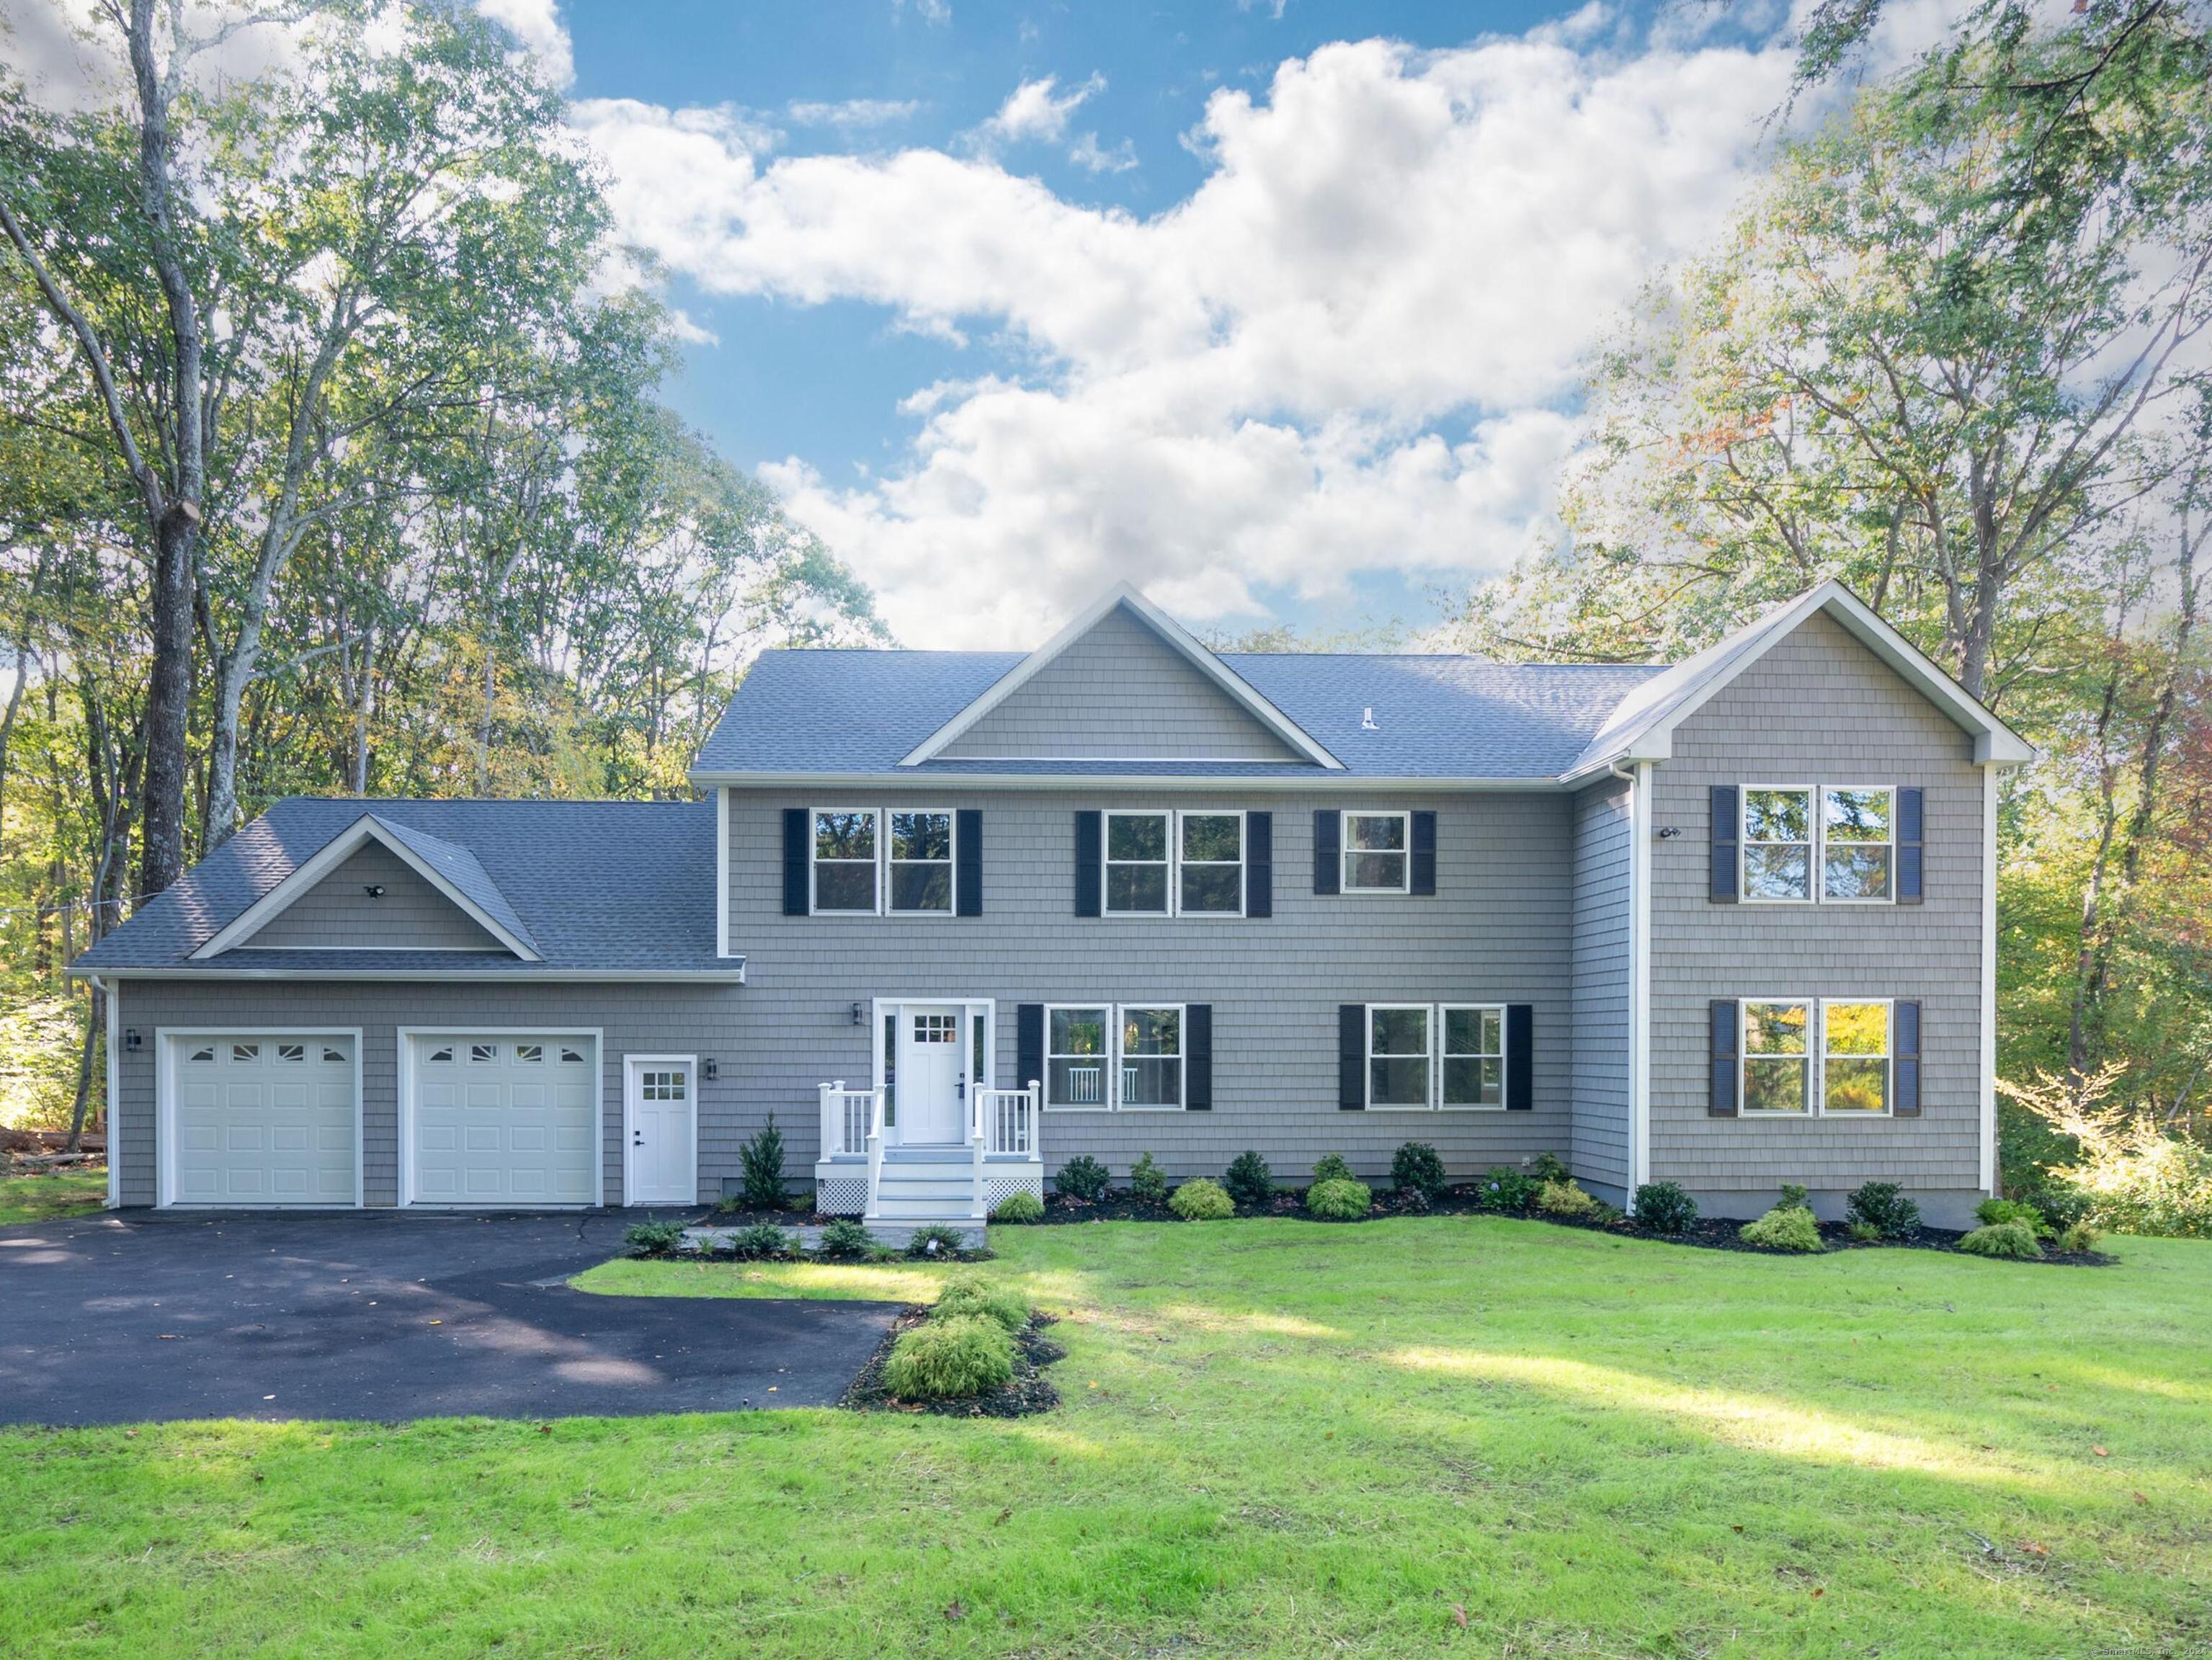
[970,1083,986,1219]
[865,1084,885,1213]
[819,1081,838,1159]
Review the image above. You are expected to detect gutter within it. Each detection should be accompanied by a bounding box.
[1610,760,1653,1196]
[684,769,1577,793]
[69,965,749,985]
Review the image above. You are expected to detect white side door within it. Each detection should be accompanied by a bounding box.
[625,1056,697,1205]
[895,1006,965,1144]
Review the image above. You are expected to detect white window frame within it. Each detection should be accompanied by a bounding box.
[1735,998,1896,1119]
[1102,809,1246,919]
[1819,996,1894,1116]
[1364,1002,1436,1111]
[1040,1001,1188,1111]
[1438,1002,1508,1111]
[808,806,960,918]
[1819,785,1897,905]
[1341,811,1412,894]
[1739,784,1816,905]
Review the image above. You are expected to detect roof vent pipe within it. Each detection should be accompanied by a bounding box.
[1360,707,1378,731]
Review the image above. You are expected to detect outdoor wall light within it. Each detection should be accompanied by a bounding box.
[364,883,387,897]
[702,1058,718,1081]
[851,1001,865,1026]
[123,1028,141,1051]
[1656,827,1682,840]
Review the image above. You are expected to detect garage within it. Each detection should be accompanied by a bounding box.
[165,1033,360,1206]
[406,1032,599,1207]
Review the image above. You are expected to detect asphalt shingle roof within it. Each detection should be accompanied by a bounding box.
[75,798,728,974]
[691,648,1662,780]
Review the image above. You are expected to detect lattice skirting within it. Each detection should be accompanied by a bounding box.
[984,1171,1044,1208]
[816,1174,869,1215]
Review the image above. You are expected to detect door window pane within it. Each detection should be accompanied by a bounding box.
[1368,1005,1431,1107]
[1742,789,1814,901]
[1047,1006,1109,1107]
[1822,788,1894,901]
[889,810,953,912]
[1120,1007,1182,1107]
[1441,1004,1504,1107]
[1822,1001,1891,1112]
[1741,999,1811,1113]
[813,811,878,913]
[1179,813,1243,914]
[1344,813,1409,891]
[1105,813,1170,913]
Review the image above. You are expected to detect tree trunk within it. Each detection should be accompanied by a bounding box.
[139,504,196,893]
[66,982,102,1154]
[2066,646,2127,1082]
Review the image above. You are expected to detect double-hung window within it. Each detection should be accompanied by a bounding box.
[1440,1004,1505,1107]
[1044,1002,1184,1109]
[1741,788,1814,901]
[1739,786,1896,902]
[1103,811,1244,916]
[1820,788,1894,901]
[1343,812,1410,892]
[1737,999,1892,1116]
[1360,1002,1508,1109]
[812,808,955,915]
[1367,1005,1432,1107]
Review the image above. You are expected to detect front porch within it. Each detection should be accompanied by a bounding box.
[813,1079,1044,1225]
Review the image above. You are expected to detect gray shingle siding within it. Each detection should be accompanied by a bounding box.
[1646,610,1988,1222]
[940,606,1305,762]
[728,787,1580,1185]
[244,842,504,951]
[1569,779,1633,1197]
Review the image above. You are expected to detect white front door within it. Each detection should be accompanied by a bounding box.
[625,1056,697,1205]
[896,1007,965,1144]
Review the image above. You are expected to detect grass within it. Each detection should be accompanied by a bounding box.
[4,1218,2210,1657]
[0,1169,105,1226]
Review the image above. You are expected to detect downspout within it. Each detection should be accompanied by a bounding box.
[1980,762,1999,1195]
[1610,761,1653,1197]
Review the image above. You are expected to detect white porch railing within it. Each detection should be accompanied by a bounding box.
[818,1081,880,1159]
[978,1084,1038,1157]
[818,1078,1040,1222]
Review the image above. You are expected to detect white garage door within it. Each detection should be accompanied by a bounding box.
[169,1035,357,1206]
[409,1035,597,1206]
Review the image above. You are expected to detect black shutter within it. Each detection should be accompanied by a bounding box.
[1074,811,1102,917]
[1896,787,1925,904]
[782,808,809,916]
[1185,1004,1212,1110]
[1314,809,1341,894]
[1711,785,1739,903]
[955,808,984,916]
[1338,1004,1365,1110]
[1411,811,1437,896]
[1709,999,1739,1116]
[1017,1003,1045,1097]
[1245,813,1272,918]
[1506,1003,1533,1110]
[1894,1000,1922,1116]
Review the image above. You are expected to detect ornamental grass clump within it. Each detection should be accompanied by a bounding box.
[933,1272,1029,1333]
[990,1191,1044,1223]
[1169,1178,1236,1220]
[1305,1177,1372,1221]
[1958,1219,2043,1260]
[881,1316,1015,1401]
[904,1224,968,1259]
[816,1218,875,1260]
[1536,1179,1598,1218]
[726,1223,793,1261]
[1739,1205,1824,1253]
[623,1219,687,1257]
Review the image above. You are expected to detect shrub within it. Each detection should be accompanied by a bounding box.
[905,1223,968,1259]
[1479,1166,1538,1211]
[1976,1197,2051,1234]
[1305,1177,1373,1220]
[1778,1183,1812,1212]
[1529,1152,1573,1186]
[934,1272,1029,1332]
[1845,1181,1920,1240]
[2019,1179,2091,1233]
[1169,1178,1236,1220]
[1631,1181,1698,1235]
[1847,1219,1882,1244]
[1536,1179,1597,1217]
[738,1114,786,1210]
[2000,1062,2212,1239]
[990,1190,1044,1224]
[816,1218,875,1259]
[624,1220,687,1257]
[1223,1151,1274,1209]
[726,1223,793,1261]
[881,1316,1015,1401]
[1739,1205,1824,1252]
[1129,1151,1169,1204]
[1958,1219,2043,1260]
[1391,1141,1448,1200]
[1054,1155,1111,1202]
[1311,1152,1356,1184]
[2057,1221,2105,1254]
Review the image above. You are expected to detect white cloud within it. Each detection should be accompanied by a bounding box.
[976,73,1102,148]
[574,13,1958,646]
[476,0,574,89]
[1069,131,1138,174]
[787,97,922,129]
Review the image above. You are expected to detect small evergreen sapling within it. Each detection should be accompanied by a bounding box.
[1129,1152,1169,1203]
[739,1114,787,1210]
[1054,1155,1110,1201]
[1391,1141,1448,1201]
[1223,1151,1274,1209]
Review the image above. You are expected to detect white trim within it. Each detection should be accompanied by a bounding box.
[1040,1001,1114,1112]
[1339,809,1412,894]
[885,805,959,916]
[99,976,119,1208]
[1363,1001,1435,1111]
[623,1053,699,1207]
[1737,998,1816,1117]
[1628,762,1652,1190]
[1819,997,1896,1117]
[1980,762,1999,1194]
[398,1026,605,1209]
[1099,808,1247,919]
[715,786,731,958]
[1437,1002,1508,1110]
[871,997,996,1138]
[1738,782,1816,905]
[81,968,746,983]
[1818,784,1898,904]
[155,1026,365,1210]
[1038,1000,1188,1111]
[690,769,1553,793]
[190,814,540,962]
[897,583,1343,770]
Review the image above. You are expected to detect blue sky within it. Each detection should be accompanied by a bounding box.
[511,1,1843,646]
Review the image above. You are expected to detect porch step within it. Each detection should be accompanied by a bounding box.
[873,1177,983,1203]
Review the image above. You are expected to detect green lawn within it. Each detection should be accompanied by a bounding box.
[5,1218,2209,1658]
[0,1169,106,1226]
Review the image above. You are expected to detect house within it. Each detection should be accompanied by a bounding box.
[73,579,2033,1231]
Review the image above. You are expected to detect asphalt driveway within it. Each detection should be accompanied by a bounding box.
[0,1211,899,1425]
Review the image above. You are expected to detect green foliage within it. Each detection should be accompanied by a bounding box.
[1739,1207,1824,1254]
[1479,1166,1539,1211]
[726,1224,793,1262]
[1223,1151,1274,1209]
[1536,1179,1598,1218]
[1304,1178,1372,1221]
[1391,1141,1449,1200]
[1778,1184,1811,1213]
[1169,1179,1236,1221]
[1311,1152,1356,1184]
[904,1225,968,1260]
[737,1116,786,1210]
[1848,1220,1883,1244]
[1529,1152,1572,1186]
[1128,1152,1169,1204]
[1958,1221,2045,1261]
[880,1315,1015,1401]
[989,1191,1044,1224]
[2006,1066,2212,1239]
[1053,1156,1110,1202]
[1631,1181,1698,1235]
[1847,1182,1922,1240]
[816,1219,875,1260]
[933,1272,1029,1333]
[0,994,87,1132]
[2058,1222,2105,1255]
[623,1220,687,1257]
[1976,1199,2049,1234]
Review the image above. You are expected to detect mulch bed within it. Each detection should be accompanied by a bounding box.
[841,1311,1065,1419]
[1022,1186,2114,1266]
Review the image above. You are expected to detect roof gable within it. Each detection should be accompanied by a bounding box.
[902,584,1342,769]
[239,840,507,952]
